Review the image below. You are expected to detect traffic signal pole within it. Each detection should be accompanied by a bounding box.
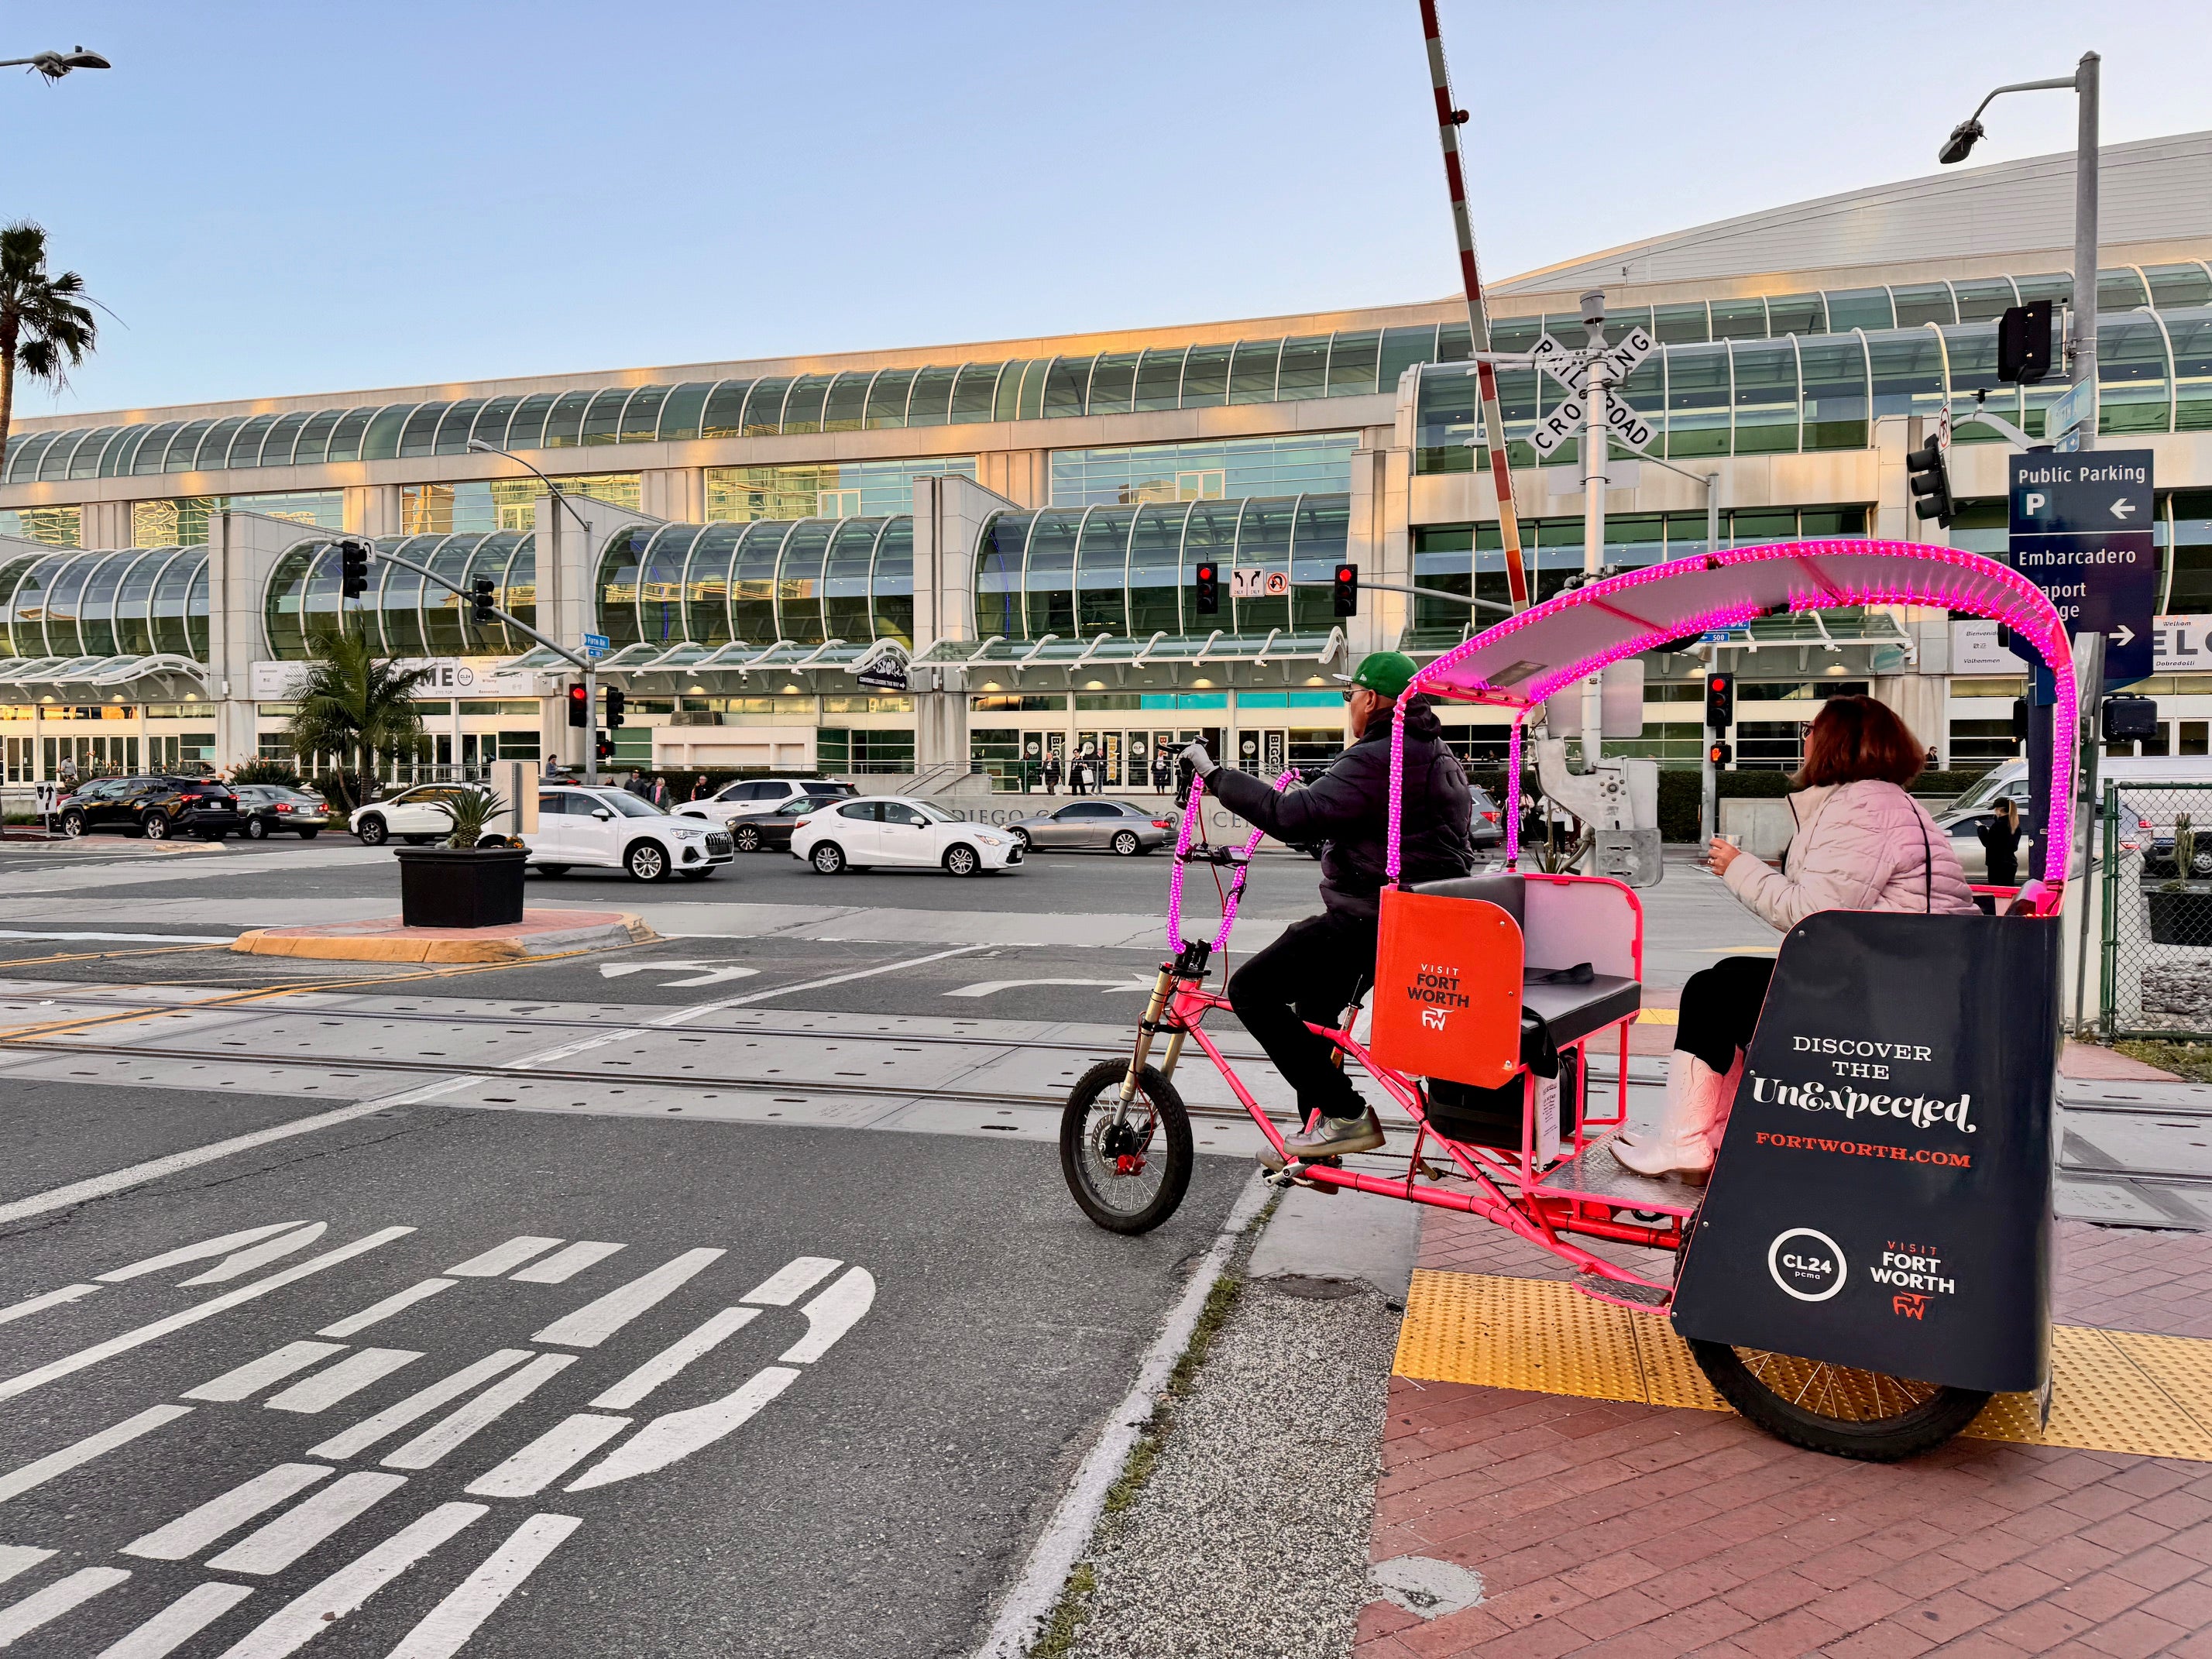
[1580,293,1609,769]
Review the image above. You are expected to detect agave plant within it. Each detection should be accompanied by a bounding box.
[442,788,507,850]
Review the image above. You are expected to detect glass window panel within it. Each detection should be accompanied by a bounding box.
[1599,307,1652,347]
[1488,317,1541,354]
[65,426,121,480]
[1797,335,1868,451]
[1132,348,1186,412]
[182,556,211,659]
[1377,325,1438,390]
[101,425,152,477]
[731,520,784,642]
[328,409,380,463]
[634,523,692,645]
[775,519,836,644]
[1179,343,1230,407]
[1664,342,1731,458]
[1042,358,1091,418]
[871,516,914,646]
[1022,510,1080,636]
[41,553,91,654]
[950,363,1003,424]
[187,417,244,471]
[8,554,62,651]
[983,360,1024,422]
[781,373,834,435]
[0,554,42,654]
[1230,497,1293,633]
[1290,494,1350,631]
[703,379,758,438]
[1276,335,1329,400]
[1125,502,1188,636]
[1953,276,2018,323]
[253,412,305,469]
[150,551,198,656]
[1614,352,1664,450]
[1086,352,1139,416]
[114,548,163,655]
[421,534,481,655]
[539,390,592,449]
[2100,268,2150,313]
[1867,329,1945,422]
[359,404,412,462]
[865,369,916,429]
[905,366,957,428]
[463,531,525,654]
[1602,513,1664,570]
[2172,314,2212,433]
[1073,506,1133,635]
[1541,312,1585,344]
[1437,322,1472,362]
[77,550,131,654]
[593,525,647,648]
[2146,264,2212,310]
[1016,359,1053,421]
[1826,287,1895,331]
[658,382,712,441]
[397,403,447,459]
[1415,367,1477,475]
[1709,297,1768,341]
[1731,340,1798,454]
[289,410,342,468]
[1411,524,1472,636]
[618,386,667,443]
[1653,302,1709,345]
[1941,323,2018,441]
[1228,338,1282,404]
[371,534,431,655]
[2099,314,2171,434]
[973,511,1032,641]
[822,518,881,642]
[1324,330,1380,397]
[1764,294,1826,335]
[128,421,185,476]
[2014,272,2072,307]
[1182,499,1240,621]
[823,371,871,435]
[1891,283,1957,327]
[468,396,519,451]
[681,521,740,645]
[163,419,217,472]
[32,428,81,480]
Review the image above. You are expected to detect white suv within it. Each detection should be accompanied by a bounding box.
[524,786,735,882]
[349,784,489,847]
[674,778,857,826]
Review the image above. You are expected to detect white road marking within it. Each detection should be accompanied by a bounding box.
[0,1551,51,1587]
[184,1341,347,1403]
[944,977,1152,998]
[0,929,235,943]
[307,1351,531,1462]
[0,1565,132,1644]
[211,1501,486,1659]
[567,1365,800,1492]
[0,1283,98,1328]
[383,1511,582,1658]
[0,1404,192,1506]
[597,962,761,987]
[589,1307,760,1410]
[382,1354,576,1469]
[124,1464,334,1561]
[178,1223,329,1286]
[444,1237,562,1278]
[316,1279,455,1338]
[92,1581,257,1658]
[208,1472,410,1575]
[265,1349,422,1414]
[98,1222,310,1283]
[533,1248,724,1348]
[741,1256,840,1306]
[508,1242,623,1284]
[0,1228,414,1403]
[781,1267,875,1364]
[464,1415,631,1499]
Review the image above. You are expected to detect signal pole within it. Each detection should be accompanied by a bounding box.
[1580,290,1609,768]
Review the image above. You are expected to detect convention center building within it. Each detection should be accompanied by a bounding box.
[2,131,2209,790]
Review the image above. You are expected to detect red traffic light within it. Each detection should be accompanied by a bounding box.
[1332,562,1358,617]
[565,683,589,727]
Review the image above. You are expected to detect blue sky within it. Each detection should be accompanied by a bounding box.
[2,0,2203,416]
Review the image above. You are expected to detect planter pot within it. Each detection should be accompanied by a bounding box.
[393,846,529,929]
[2145,888,2212,947]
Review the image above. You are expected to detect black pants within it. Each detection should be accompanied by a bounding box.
[1227,909,1378,1121]
[1674,954,1775,1074]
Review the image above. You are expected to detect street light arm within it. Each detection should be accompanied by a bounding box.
[1966,72,2082,122]
[465,440,594,534]
[363,544,590,672]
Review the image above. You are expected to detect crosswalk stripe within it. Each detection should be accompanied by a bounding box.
[740,1256,840,1306]
[91,1582,256,1658]
[0,1565,132,1644]
[509,1242,623,1285]
[533,1249,724,1348]
[208,1472,410,1575]
[124,1464,333,1561]
[307,1352,531,1462]
[265,1350,422,1414]
[589,1307,759,1410]
[211,1502,486,1659]
[382,1355,576,1470]
[568,1365,800,1492]
[443,1238,562,1278]
[183,1341,346,1403]
[0,1404,192,1506]
[383,1512,582,1659]
[0,1550,53,1587]
[316,1279,455,1338]
[0,1283,98,1328]
[465,1416,630,1499]
[781,1268,875,1364]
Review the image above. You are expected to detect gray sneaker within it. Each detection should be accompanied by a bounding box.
[1263,1108,1385,1170]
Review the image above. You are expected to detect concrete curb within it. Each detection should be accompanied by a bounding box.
[230,912,654,963]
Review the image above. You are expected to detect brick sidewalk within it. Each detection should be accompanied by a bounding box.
[1361,1211,2212,1658]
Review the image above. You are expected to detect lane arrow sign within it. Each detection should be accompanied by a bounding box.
[2111,498,2137,520]
[2111,623,2137,648]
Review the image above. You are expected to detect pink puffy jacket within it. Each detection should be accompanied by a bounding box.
[1722,779,1977,933]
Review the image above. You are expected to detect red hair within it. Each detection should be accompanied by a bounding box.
[1793,696,1926,789]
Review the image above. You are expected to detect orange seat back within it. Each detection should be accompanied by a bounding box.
[1368,888,1524,1088]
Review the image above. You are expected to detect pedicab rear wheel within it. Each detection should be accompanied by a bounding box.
[1688,1341,1990,1462]
[1060,1060,1193,1235]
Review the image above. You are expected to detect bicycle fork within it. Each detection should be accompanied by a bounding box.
[1116,965,1178,1116]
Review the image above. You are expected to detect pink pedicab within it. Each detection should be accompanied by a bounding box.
[1061,541,2073,1460]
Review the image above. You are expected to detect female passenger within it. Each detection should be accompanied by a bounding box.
[1611,696,1978,1181]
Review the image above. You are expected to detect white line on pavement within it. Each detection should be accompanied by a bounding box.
[780,1268,874,1364]
[93,1581,258,1658]
[264,1348,422,1414]
[184,1341,348,1403]
[208,1472,410,1575]
[383,1512,582,1658]
[589,1307,759,1410]
[508,1241,623,1284]
[0,1565,133,1644]
[381,1354,576,1469]
[0,1282,99,1327]
[566,1365,800,1492]
[533,1247,724,1348]
[307,1351,532,1462]
[0,929,236,943]
[444,1236,563,1277]
[464,1414,630,1499]
[0,1548,53,1585]
[740,1255,840,1305]
[0,1404,194,1506]
[316,1277,455,1338]
[211,1500,486,1659]
[100,1221,311,1283]
[124,1464,335,1561]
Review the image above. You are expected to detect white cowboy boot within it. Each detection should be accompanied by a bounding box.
[1610,1053,1732,1181]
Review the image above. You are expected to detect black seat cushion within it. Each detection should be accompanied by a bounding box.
[1520,971,1640,1046]
[1411,874,1527,927]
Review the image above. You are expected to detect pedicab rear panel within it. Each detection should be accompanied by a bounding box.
[1671,910,2059,1394]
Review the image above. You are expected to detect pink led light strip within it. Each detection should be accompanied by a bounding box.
[1167,766,1302,952]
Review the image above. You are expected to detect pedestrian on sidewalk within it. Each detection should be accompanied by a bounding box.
[1152,754,1172,795]
[1613,696,1977,1182]
[1042,754,1061,795]
[1979,797,2022,890]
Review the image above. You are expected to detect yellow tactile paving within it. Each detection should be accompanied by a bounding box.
[1395,1269,2212,1462]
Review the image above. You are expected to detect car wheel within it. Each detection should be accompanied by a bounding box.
[733,823,762,853]
[534,863,570,876]
[678,868,713,881]
[811,842,847,874]
[356,816,387,847]
[245,819,269,840]
[626,840,670,882]
[60,810,86,838]
[142,812,171,841]
[298,828,320,839]
[1010,826,1031,850]
[198,826,228,841]
[1111,830,1141,857]
[943,843,981,877]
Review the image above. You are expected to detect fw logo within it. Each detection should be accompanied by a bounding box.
[1420,1007,1449,1032]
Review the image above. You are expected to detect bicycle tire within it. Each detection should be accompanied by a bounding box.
[1688,1339,1990,1462]
[1060,1060,1194,1235]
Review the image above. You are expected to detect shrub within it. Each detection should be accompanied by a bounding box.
[228,757,304,789]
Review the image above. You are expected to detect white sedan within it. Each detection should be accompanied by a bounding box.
[789,795,1024,877]
[524,786,734,882]
[349,784,487,847]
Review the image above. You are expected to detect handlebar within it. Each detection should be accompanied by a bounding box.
[1166,765,1299,953]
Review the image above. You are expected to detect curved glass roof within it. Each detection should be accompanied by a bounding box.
[12,263,2207,488]
[0,544,210,661]
[263,534,536,661]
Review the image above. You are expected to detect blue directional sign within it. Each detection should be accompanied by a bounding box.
[2008,450,2156,686]
[582,631,612,660]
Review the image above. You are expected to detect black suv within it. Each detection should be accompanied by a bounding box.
[57,776,245,842]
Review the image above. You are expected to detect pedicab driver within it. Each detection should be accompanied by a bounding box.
[1181,651,1474,1163]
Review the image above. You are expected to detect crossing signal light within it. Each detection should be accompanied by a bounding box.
[1708,740,1732,768]
[338,538,370,599]
[566,683,589,728]
[1997,300,2053,384]
[604,687,626,730]
[1704,672,1734,730]
[1907,438,1955,527]
[596,733,613,761]
[470,577,496,623]
[1194,562,1219,616]
[2011,697,2028,744]
[1332,563,1358,617]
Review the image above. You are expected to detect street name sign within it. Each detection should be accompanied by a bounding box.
[2045,378,2095,452]
[582,632,613,660]
[2008,449,2156,685]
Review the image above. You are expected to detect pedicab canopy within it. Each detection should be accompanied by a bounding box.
[1393,541,2078,888]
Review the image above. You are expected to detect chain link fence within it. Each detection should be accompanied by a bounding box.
[2102,781,2212,1039]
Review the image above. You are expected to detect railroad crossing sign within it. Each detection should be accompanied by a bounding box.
[1530,325,1654,396]
[1527,326,1657,460]
[2009,450,2156,685]
[1528,393,1654,461]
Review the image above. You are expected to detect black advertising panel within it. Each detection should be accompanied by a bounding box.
[1671,911,2059,1394]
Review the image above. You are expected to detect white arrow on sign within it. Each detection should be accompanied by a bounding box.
[2112,623,2137,648]
[2112,497,2138,520]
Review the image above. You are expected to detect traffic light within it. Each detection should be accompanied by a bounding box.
[595,733,613,761]
[1194,562,1219,616]
[604,687,626,730]
[1703,672,1735,730]
[566,683,589,728]
[338,538,370,599]
[1997,300,2054,384]
[2103,695,2160,741]
[1332,563,1358,617]
[470,577,496,623]
[1708,740,1733,768]
[1907,438,1955,527]
[2011,697,2028,745]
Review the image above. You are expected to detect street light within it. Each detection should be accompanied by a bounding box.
[0,46,110,83]
[1939,52,2100,448]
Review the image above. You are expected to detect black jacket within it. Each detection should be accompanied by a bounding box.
[1207,696,1474,921]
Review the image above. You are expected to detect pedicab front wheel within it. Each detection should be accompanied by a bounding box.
[1688,1341,1990,1462]
[1060,1060,1194,1235]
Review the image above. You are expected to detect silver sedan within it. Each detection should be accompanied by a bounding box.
[1008,799,1176,855]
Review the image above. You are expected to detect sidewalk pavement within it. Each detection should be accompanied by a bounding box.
[1359,1211,2212,1658]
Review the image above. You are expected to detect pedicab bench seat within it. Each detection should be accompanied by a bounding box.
[1410,875,1642,1049]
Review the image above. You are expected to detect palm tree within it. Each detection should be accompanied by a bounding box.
[0,222,98,476]
[283,624,436,810]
